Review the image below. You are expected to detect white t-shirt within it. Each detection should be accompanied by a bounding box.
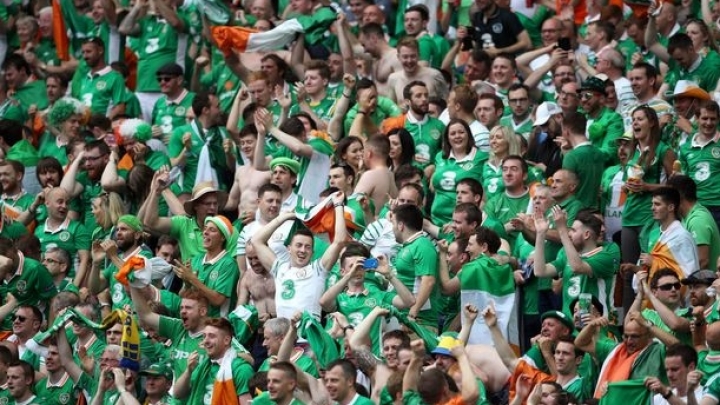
[272,259,327,319]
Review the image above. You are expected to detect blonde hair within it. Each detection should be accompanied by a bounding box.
[93,192,125,230]
[489,125,521,160]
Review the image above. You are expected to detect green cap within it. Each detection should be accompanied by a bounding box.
[541,310,574,331]
[139,363,173,379]
[270,157,300,175]
[118,215,143,232]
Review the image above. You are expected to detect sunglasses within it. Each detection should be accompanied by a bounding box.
[157,76,175,83]
[657,282,682,291]
[13,315,27,322]
[579,92,595,100]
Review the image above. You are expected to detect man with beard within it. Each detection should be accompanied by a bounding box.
[175,318,254,405]
[681,270,718,324]
[70,38,126,118]
[130,286,209,392]
[381,81,445,173]
[577,76,624,165]
[60,140,110,232]
[88,215,152,311]
[667,81,710,146]
[33,187,90,286]
[387,38,448,104]
[0,160,35,212]
[169,91,234,197]
[236,184,293,275]
[475,94,504,151]
[238,243,276,323]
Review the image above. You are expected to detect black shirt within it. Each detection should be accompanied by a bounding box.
[470,7,526,54]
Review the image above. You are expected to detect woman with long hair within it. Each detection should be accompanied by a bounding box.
[482,125,522,200]
[430,119,485,225]
[387,128,415,170]
[90,192,125,241]
[620,106,676,290]
[335,136,365,175]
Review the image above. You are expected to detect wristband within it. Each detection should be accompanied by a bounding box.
[343,325,355,333]
[662,390,673,400]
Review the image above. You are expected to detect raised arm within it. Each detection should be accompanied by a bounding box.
[57,322,84,383]
[645,11,671,63]
[328,76,355,141]
[118,0,146,36]
[259,108,313,158]
[532,214,558,278]
[573,317,609,357]
[251,212,295,270]
[483,302,520,372]
[438,240,461,295]
[320,193,348,270]
[142,171,173,235]
[173,351,199,400]
[101,151,126,193]
[153,0,186,32]
[129,284,161,331]
[377,256,416,309]
[336,15,357,77]
[349,306,389,350]
[403,340,426,392]
[318,260,357,312]
[452,344,480,405]
[60,151,86,198]
[458,304,478,344]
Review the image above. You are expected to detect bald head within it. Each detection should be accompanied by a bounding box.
[46,187,68,202]
[707,322,720,350]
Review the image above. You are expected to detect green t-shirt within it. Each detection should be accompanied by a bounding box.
[76,172,106,235]
[189,251,239,317]
[483,189,531,226]
[665,51,720,94]
[562,143,606,209]
[1,192,34,212]
[336,289,396,356]
[586,107,623,165]
[72,66,127,115]
[152,90,196,136]
[200,65,241,113]
[404,114,445,169]
[38,131,69,166]
[430,149,486,225]
[678,135,720,206]
[392,234,440,327]
[158,316,207,383]
[0,254,57,329]
[288,95,338,124]
[683,203,720,270]
[35,219,91,263]
[252,392,306,405]
[36,374,79,405]
[621,142,671,227]
[134,15,190,92]
[12,79,49,115]
[168,121,230,194]
[169,215,205,261]
[549,246,619,319]
[642,307,692,345]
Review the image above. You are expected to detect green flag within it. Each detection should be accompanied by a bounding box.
[599,380,652,405]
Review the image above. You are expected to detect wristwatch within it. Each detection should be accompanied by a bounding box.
[662,389,673,400]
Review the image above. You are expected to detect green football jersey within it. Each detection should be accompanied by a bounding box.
[152,90,195,137]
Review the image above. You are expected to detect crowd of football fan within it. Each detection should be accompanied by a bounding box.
[2,0,720,403]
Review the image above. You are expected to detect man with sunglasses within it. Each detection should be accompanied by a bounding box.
[631,269,692,346]
[577,76,624,166]
[151,63,195,143]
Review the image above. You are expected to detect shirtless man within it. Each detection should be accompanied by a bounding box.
[354,135,397,215]
[359,23,402,97]
[225,125,271,221]
[387,38,448,103]
[237,243,276,322]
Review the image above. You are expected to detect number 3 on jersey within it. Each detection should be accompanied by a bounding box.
[281,280,295,299]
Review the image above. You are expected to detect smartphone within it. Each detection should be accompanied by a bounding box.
[558,37,572,51]
[363,257,379,270]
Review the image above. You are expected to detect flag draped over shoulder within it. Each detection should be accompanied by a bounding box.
[599,380,652,405]
[210,8,337,55]
[459,256,517,346]
[297,311,339,369]
[26,309,140,371]
[299,192,362,242]
[648,221,699,282]
[212,347,238,405]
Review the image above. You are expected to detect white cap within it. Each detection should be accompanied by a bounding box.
[533,102,562,126]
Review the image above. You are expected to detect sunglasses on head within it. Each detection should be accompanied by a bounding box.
[657,282,682,291]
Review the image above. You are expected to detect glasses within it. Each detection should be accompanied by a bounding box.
[579,92,595,100]
[84,154,106,161]
[13,315,27,322]
[509,97,529,104]
[157,76,175,83]
[657,282,682,291]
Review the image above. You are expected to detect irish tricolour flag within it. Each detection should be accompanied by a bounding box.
[459,255,518,347]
